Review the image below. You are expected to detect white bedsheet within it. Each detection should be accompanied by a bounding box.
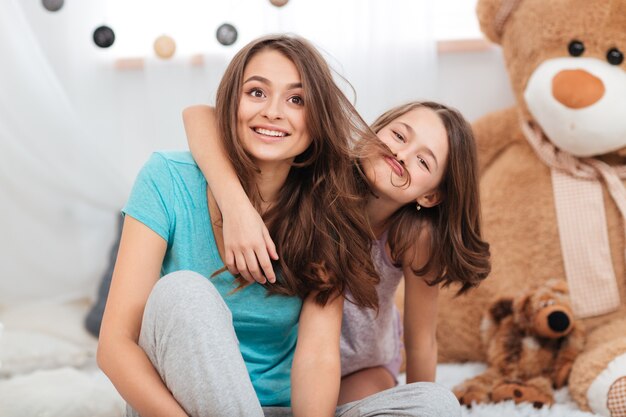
[0,300,601,417]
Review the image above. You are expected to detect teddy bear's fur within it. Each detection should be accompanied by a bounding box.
[453,279,585,408]
[428,0,626,414]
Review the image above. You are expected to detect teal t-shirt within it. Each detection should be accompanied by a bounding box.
[122,151,302,406]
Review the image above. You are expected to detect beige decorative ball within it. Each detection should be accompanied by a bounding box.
[154,35,176,59]
[270,0,289,7]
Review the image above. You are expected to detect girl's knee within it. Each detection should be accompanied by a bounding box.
[155,270,209,295]
[410,382,461,417]
[147,270,228,318]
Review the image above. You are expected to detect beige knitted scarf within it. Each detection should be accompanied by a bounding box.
[522,119,626,318]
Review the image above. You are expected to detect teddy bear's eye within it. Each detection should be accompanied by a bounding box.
[607,48,624,65]
[568,40,585,57]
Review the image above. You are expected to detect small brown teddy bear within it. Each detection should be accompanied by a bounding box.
[453,279,585,408]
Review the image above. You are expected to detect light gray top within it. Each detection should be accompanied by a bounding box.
[340,230,404,376]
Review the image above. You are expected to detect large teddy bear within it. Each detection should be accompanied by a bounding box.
[434,0,626,415]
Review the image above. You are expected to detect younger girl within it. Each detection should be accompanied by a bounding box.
[184,101,490,406]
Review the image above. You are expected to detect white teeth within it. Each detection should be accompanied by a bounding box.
[255,128,287,137]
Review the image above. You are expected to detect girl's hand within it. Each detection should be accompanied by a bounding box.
[222,199,279,284]
[183,105,278,285]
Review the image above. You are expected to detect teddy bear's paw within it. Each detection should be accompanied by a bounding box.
[554,361,574,389]
[492,381,554,408]
[585,351,626,416]
[607,376,626,417]
[453,386,489,407]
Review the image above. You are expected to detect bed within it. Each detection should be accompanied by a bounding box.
[0,299,600,417]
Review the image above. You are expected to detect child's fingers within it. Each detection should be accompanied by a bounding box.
[244,249,267,284]
[224,250,239,276]
[235,252,254,283]
[263,226,279,261]
[256,247,276,284]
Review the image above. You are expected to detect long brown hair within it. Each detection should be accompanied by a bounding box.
[364,102,491,294]
[215,34,380,308]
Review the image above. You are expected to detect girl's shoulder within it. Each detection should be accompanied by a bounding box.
[396,221,434,270]
[135,151,208,211]
[148,151,199,171]
[140,151,199,182]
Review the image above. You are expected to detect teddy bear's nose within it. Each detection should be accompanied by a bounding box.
[552,69,605,109]
[547,310,571,332]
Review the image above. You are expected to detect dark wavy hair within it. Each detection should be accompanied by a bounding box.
[359,101,491,294]
[215,34,380,308]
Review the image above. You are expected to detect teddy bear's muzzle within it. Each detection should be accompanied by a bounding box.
[533,305,574,338]
[552,69,605,109]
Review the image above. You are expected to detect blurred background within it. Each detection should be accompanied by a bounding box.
[0,0,514,307]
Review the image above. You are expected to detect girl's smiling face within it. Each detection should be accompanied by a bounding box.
[365,107,449,207]
[237,49,311,165]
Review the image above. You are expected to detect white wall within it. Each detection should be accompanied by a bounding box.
[437,47,515,122]
[19,1,516,189]
[1,1,517,304]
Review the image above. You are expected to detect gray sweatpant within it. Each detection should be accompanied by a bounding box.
[126,271,460,417]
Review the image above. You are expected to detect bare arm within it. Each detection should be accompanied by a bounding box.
[291,293,343,417]
[97,216,188,417]
[402,230,439,383]
[183,105,278,283]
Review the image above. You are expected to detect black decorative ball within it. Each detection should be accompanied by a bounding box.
[93,26,115,49]
[216,23,238,46]
[42,0,64,12]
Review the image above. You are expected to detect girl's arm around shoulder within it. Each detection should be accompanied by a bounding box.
[291,292,344,417]
[183,105,242,209]
[97,216,188,417]
[183,105,278,284]
[401,226,439,384]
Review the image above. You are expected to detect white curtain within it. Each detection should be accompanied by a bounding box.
[1,0,438,307]
[105,0,438,123]
[0,0,125,306]
[272,0,438,122]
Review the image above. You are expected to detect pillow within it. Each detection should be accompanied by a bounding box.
[85,213,123,337]
[0,298,99,377]
[0,299,98,348]
[0,367,125,417]
[0,330,90,377]
[0,320,3,370]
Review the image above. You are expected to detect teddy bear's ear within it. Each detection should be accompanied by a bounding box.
[488,297,514,324]
[476,0,523,45]
[512,293,532,327]
[546,278,569,294]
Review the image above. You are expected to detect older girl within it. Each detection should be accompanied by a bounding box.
[98,34,384,417]
[184,101,490,409]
